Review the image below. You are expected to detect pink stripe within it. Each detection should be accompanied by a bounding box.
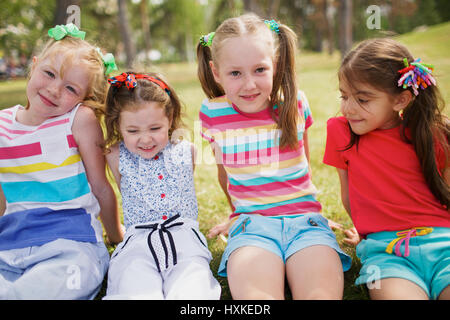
[230,201,322,219]
[0,142,42,159]
[200,112,273,131]
[0,109,13,115]
[67,135,78,148]
[228,173,311,194]
[0,116,12,124]
[223,144,303,168]
[0,118,69,136]
[229,179,314,199]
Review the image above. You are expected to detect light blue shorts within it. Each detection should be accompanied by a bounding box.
[0,238,109,299]
[355,227,450,299]
[218,212,351,277]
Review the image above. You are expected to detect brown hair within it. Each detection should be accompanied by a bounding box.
[27,37,108,118]
[196,13,299,149]
[104,71,184,150]
[339,38,449,208]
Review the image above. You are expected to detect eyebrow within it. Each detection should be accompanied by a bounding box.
[339,87,377,97]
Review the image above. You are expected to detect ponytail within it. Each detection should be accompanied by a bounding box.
[271,23,299,150]
[196,40,224,99]
[402,86,450,208]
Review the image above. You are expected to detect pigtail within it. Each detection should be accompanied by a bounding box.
[271,23,299,150]
[401,86,450,208]
[196,42,224,99]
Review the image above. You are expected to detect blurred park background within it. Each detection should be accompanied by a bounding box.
[0,0,449,299]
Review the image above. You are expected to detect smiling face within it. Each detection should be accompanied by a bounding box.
[339,80,408,135]
[22,54,89,125]
[119,102,171,159]
[210,34,274,113]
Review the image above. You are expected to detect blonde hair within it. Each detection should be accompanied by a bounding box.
[104,71,184,150]
[197,13,299,149]
[27,37,107,117]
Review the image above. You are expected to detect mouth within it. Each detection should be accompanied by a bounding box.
[239,93,260,101]
[139,146,156,152]
[39,93,57,107]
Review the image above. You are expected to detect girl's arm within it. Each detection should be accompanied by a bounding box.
[73,106,124,245]
[336,168,360,245]
[336,168,351,216]
[0,185,5,216]
[444,167,450,186]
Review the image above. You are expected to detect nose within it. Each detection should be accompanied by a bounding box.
[243,74,257,90]
[341,97,357,116]
[140,132,154,144]
[47,80,62,98]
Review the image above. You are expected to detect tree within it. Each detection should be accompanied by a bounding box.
[117,0,135,68]
[338,0,352,59]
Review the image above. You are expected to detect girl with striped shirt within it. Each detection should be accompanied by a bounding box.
[197,14,351,299]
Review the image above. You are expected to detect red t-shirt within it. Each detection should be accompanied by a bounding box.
[323,117,449,237]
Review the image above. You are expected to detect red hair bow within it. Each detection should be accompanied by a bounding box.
[108,72,170,95]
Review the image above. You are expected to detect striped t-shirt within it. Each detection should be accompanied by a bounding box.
[199,91,322,219]
[0,104,103,250]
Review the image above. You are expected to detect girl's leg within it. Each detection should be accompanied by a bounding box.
[438,285,450,300]
[286,245,344,300]
[227,246,285,299]
[369,278,429,300]
[164,256,221,300]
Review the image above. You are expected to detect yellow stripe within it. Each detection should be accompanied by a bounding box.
[0,154,82,174]
[225,154,305,175]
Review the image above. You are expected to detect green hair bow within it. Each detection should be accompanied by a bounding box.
[48,23,86,41]
[96,48,118,75]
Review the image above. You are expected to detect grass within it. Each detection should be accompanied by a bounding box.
[1,22,449,300]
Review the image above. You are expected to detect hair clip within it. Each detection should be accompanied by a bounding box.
[199,32,215,47]
[108,72,171,95]
[48,23,86,41]
[96,48,118,75]
[397,58,436,96]
[264,19,280,34]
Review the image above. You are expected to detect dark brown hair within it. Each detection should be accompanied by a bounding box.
[339,38,449,208]
[104,71,184,150]
[196,13,299,149]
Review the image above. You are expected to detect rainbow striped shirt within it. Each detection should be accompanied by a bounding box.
[0,105,103,250]
[199,91,322,219]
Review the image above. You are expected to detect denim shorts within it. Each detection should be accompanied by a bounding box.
[218,212,351,277]
[355,227,450,299]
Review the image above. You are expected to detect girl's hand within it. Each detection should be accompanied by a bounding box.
[207,220,231,239]
[327,219,343,231]
[343,227,361,246]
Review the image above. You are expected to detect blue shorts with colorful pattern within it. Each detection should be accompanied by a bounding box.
[218,212,352,277]
[355,227,450,299]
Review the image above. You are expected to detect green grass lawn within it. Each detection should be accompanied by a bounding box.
[1,22,449,300]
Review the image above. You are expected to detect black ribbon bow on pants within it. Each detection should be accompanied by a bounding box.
[135,214,184,273]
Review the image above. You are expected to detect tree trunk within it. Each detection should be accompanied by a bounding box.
[118,0,136,69]
[54,0,80,26]
[338,0,352,59]
[140,0,151,65]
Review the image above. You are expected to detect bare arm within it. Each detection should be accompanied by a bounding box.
[73,106,124,245]
[0,185,5,216]
[336,168,351,216]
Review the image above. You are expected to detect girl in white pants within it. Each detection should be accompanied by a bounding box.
[102,72,221,300]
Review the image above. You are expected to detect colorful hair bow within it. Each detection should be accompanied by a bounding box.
[96,48,118,75]
[48,23,86,41]
[200,32,215,47]
[264,19,280,34]
[397,58,436,96]
[108,72,170,95]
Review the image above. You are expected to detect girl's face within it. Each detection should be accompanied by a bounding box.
[24,53,89,125]
[211,34,274,113]
[339,80,404,135]
[119,102,171,159]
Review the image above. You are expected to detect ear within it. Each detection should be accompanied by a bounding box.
[209,60,221,84]
[393,90,413,112]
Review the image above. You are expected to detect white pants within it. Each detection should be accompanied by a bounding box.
[0,239,109,300]
[104,218,221,300]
